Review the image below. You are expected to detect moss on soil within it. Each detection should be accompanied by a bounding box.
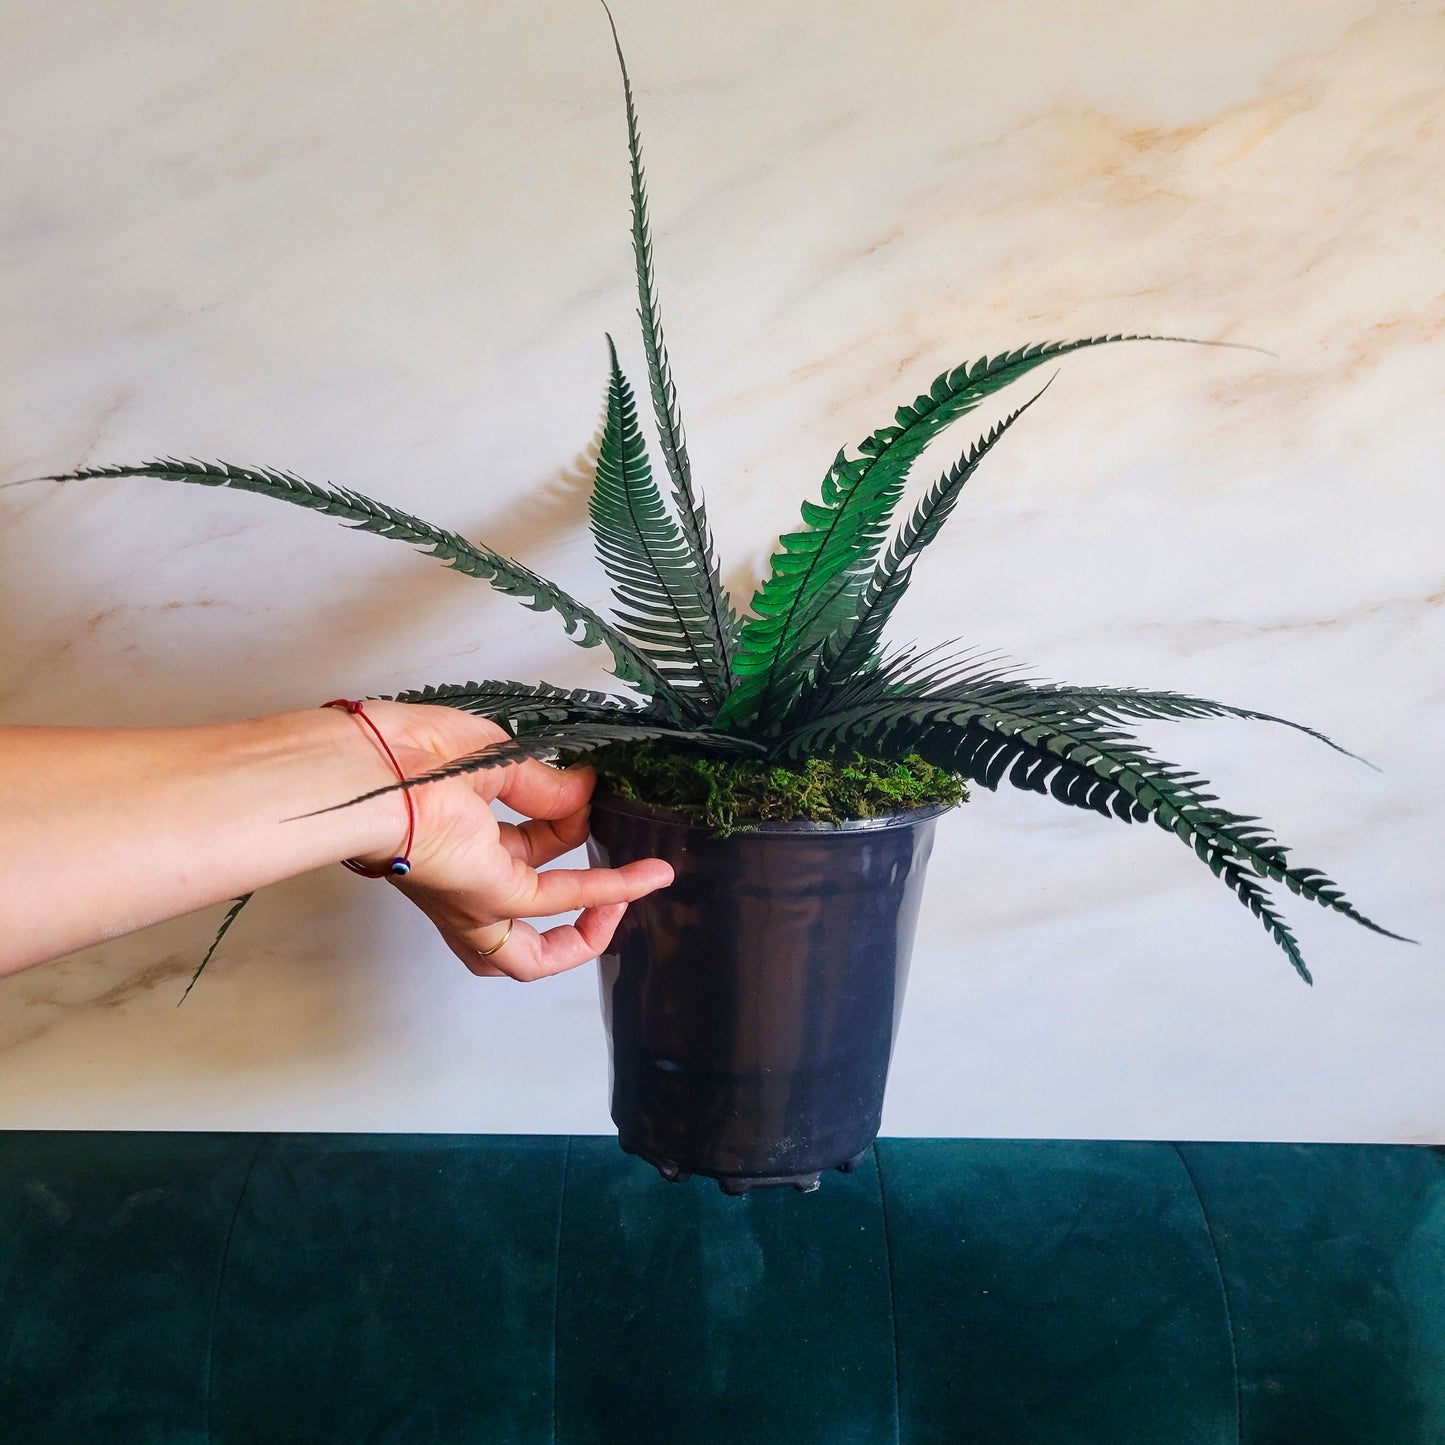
[572,740,968,835]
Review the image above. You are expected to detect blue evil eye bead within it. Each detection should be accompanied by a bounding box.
[389,858,412,877]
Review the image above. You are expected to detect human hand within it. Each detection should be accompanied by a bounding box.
[348,701,671,980]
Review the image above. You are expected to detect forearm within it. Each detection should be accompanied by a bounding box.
[0,709,407,975]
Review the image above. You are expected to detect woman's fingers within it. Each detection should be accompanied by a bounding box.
[401,743,672,984]
[520,858,673,916]
[438,928,507,978]
[447,903,630,981]
[531,904,629,975]
[380,704,593,823]
[492,757,595,820]
[497,806,591,867]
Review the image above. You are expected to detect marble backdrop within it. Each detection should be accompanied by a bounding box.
[1,0,1440,1140]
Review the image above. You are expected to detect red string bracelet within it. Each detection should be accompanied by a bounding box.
[321,699,415,878]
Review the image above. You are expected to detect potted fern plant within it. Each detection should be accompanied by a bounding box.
[22,9,1404,1192]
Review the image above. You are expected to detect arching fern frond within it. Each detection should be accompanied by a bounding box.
[718,335,1209,732]
[777,688,1407,980]
[590,338,732,704]
[813,643,1028,720]
[602,2,739,672]
[813,657,1371,768]
[1001,683,1373,767]
[30,459,696,719]
[804,383,1054,707]
[179,892,254,1006]
[1209,856,1311,982]
[296,720,764,816]
[384,678,648,731]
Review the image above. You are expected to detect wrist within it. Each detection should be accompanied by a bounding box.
[317,705,417,872]
[318,700,418,875]
[222,706,412,872]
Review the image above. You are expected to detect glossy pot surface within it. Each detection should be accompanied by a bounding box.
[586,794,945,1193]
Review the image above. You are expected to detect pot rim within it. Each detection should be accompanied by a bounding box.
[589,786,957,834]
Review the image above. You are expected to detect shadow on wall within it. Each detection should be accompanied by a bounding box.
[0,438,630,727]
[480,439,602,566]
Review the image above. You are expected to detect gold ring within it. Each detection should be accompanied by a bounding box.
[477,919,514,958]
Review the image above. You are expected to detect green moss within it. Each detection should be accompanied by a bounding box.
[571,740,968,835]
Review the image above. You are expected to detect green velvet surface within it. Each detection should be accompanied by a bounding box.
[876,1140,1237,1444]
[208,1135,567,1445]
[1,1134,1441,1444]
[1174,1143,1445,1445]
[0,1132,254,1444]
[555,1139,897,1445]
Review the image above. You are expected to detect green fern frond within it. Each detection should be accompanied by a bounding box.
[817,643,1027,717]
[804,384,1054,706]
[1007,684,1373,766]
[591,338,733,703]
[178,891,253,1006]
[32,459,697,719]
[819,656,1370,767]
[1208,855,1312,983]
[384,678,646,730]
[778,687,1406,980]
[779,690,1141,816]
[295,720,765,817]
[718,335,1209,731]
[602,2,739,670]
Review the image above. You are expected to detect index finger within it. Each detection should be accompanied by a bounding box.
[493,757,595,821]
[512,857,674,916]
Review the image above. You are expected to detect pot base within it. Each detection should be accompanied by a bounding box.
[622,1138,871,1195]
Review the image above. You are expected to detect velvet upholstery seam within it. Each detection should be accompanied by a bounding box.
[1171,1143,1242,1445]
[874,1142,904,1445]
[203,1133,269,1445]
[551,1135,571,1445]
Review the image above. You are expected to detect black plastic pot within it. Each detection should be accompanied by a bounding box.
[586,793,948,1194]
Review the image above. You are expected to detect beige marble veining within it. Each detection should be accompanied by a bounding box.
[0,0,1439,1137]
